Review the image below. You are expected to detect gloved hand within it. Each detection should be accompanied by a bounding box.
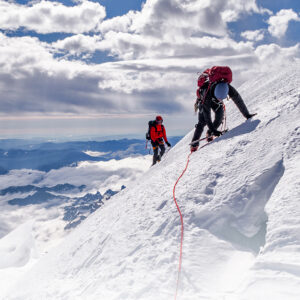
[158,138,164,145]
[212,130,223,137]
[246,113,257,119]
[166,141,171,147]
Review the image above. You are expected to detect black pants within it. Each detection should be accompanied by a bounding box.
[151,142,165,165]
[191,105,224,146]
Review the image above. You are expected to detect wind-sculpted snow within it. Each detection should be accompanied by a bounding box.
[0,221,37,269]
[2,64,300,300]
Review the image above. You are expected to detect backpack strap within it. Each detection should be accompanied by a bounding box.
[201,82,212,105]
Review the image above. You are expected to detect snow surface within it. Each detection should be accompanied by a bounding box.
[1,64,300,299]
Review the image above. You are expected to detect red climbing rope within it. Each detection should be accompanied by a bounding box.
[173,151,192,300]
[172,119,228,298]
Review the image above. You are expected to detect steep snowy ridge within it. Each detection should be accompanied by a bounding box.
[4,64,300,300]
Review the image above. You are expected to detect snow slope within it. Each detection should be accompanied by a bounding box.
[3,64,300,300]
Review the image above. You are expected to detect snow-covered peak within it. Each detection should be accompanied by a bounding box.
[3,63,300,300]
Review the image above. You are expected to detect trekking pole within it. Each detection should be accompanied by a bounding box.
[145,140,152,154]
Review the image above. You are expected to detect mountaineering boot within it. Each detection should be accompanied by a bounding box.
[190,145,199,152]
[206,130,213,142]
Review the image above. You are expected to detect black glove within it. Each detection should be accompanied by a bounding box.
[212,130,223,137]
[246,113,257,119]
[166,141,171,147]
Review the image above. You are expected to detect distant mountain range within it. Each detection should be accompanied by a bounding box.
[3,183,125,230]
[0,183,86,196]
[0,137,181,173]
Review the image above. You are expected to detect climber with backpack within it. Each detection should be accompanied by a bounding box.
[146,115,171,165]
[190,66,257,152]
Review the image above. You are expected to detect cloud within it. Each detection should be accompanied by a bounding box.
[52,34,103,57]
[0,0,299,124]
[0,0,106,34]
[241,29,265,42]
[97,11,137,34]
[0,155,151,197]
[89,33,254,61]
[83,151,109,157]
[92,0,268,59]
[52,0,260,61]
[62,0,269,62]
[267,9,300,38]
[0,32,256,116]
[255,43,300,69]
[0,33,53,75]
[221,0,271,22]
[130,0,229,38]
[0,169,44,191]
[2,28,299,120]
[39,156,151,193]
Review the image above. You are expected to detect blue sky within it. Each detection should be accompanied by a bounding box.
[0,0,299,139]
[229,0,300,46]
[95,0,144,18]
[39,0,145,18]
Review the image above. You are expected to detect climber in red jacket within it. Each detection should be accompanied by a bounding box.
[150,115,171,165]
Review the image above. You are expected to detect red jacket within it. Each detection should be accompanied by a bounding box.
[150,124,168,143]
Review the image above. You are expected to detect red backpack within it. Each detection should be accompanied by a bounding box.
[196,66,232,104]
